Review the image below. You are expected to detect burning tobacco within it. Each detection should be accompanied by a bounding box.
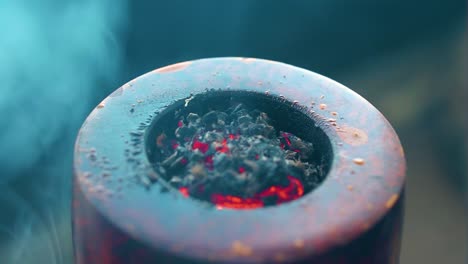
[150,103,324,209]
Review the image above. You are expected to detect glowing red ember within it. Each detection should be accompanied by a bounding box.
[179,187,189,197]
[207,175,304,210]
[215,138,230,153]
[211,195,263,209]
[282,132,292,146]
[192,140,209,153]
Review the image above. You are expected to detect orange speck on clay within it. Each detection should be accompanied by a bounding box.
[231,241,253,256]
[319,103,327,110]
[331,111,338,116]
[347,185,354,191]
[337,125,368,146]
[155,61,191,73]
[294,239,304,248]
[385,194,399,209]
[353,158,365,165]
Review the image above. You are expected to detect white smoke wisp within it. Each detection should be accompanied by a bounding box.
[0,0,127,263]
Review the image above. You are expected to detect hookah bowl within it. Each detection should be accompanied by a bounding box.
[73,58,405,263]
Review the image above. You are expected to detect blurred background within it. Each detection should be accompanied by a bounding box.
[0,1,466,263]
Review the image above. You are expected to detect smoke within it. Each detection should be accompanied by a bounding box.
[0,0,127,263]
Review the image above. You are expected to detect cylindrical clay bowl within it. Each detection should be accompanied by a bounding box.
[73,58,406,264]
